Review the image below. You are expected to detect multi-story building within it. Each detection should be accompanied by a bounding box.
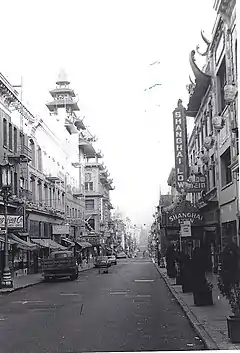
[83,153,114,254]
[163,0,238,271]
[186,0,238,252]
[0,69,114,275]
[0,72,39,276]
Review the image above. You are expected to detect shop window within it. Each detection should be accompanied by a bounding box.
[3,118,7,146]
[85,199,94,210]
[222,221,237,247]
[9,123,12,150]
[85,182,94,191]
[29,220,40,238]
[220,147,232,187]
[217,58,227,113]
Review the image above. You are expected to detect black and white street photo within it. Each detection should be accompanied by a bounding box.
[0,0,239,352]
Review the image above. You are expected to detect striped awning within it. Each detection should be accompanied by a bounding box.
[9,234,38,251]
[0,236,17,245]
[61,237,75,247]
[75,241,92,249]
[31,238,67,250]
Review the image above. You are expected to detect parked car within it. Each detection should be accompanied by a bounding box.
[42,251,78,281]
[94,256,111,268]
[116,252,127,259]
[108,255,117,265]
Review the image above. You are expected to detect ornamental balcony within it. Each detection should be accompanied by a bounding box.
[72,187,84,198]
[46,170,65,183]
[85,190,103,197]
[8,144,32,163]
[78,136,96,157]
[46,98,80,112]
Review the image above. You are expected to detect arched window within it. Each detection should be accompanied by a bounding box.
[30,139,36,167]
[37,147,42,171]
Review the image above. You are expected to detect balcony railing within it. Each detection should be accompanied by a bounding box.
[72,187,84,198]
[8,144,32,163]
[46,170,65,183]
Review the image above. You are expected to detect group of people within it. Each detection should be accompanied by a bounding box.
[165,244,209,290]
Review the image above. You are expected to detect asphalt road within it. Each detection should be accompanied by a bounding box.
[0,258,205,353]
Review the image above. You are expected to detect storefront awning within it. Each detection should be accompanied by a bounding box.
[204,226,217,232]
[0,235,17,245]
[31,238,67,251]
[9,234,38,251]
[75,241,92,249]
[61,237,75,247]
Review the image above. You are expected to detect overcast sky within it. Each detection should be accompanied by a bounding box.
[1,0,217,225]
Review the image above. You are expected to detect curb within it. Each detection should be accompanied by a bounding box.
[0,279,43,295]
[0,266,95,295]
[153,261,219,350]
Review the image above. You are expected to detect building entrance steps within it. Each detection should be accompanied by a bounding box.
[153,259,240,350]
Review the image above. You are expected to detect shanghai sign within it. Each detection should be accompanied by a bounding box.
[0,215,24,229]
[173,100,189,193]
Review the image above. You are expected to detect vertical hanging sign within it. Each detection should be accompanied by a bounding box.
[173,99,189,193]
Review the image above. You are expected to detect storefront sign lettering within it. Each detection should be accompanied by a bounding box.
[0,215,24,228]
[169,212,203,224]
[173,102,188,192]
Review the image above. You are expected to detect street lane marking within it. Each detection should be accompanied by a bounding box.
[60,293,79,296]
[12,300,44,305]
[134,280,154,282]
[110,291,128,295]
[136,294,151,297]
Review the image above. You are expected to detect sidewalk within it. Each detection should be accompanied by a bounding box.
[0,262,95,295]
[153,260,240,350]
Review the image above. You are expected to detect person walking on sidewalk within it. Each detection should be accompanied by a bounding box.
[165,244,177,278]
[191,247,208,291]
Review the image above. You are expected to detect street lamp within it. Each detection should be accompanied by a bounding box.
[0,154,13,288]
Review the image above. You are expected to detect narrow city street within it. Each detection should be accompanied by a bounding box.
[0,258,205,353]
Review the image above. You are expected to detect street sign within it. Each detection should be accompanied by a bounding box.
[180,221,191,237]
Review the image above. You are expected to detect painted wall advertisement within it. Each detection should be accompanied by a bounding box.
[173,100,189,193]
[0,215,24,229]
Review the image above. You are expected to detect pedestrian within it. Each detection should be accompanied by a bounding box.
[165,244,177,278]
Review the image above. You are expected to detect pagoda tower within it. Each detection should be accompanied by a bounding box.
[46,69,85,134]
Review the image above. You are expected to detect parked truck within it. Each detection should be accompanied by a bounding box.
[42,250,79,281]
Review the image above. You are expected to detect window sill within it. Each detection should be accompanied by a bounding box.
[221,181,234,191]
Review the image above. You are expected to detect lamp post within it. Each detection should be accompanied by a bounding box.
[0,154,13,288]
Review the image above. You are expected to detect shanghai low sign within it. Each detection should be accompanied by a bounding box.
[0,215,24,229]
[173,100,189,193]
